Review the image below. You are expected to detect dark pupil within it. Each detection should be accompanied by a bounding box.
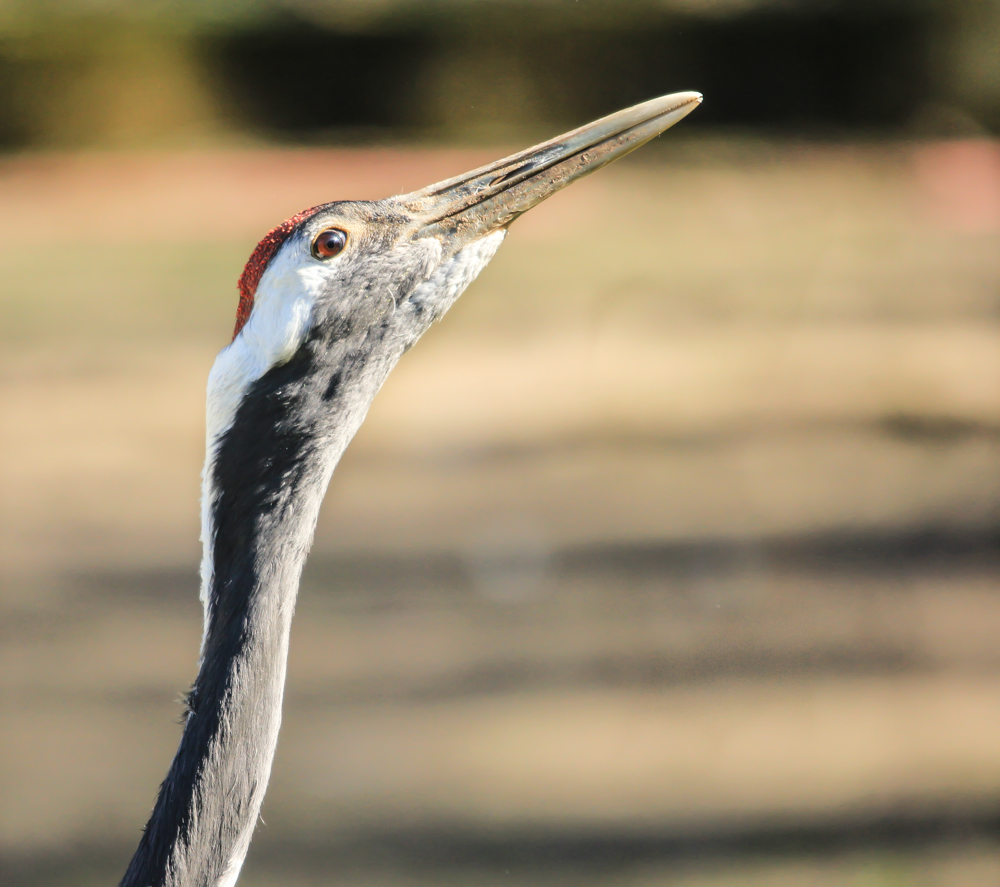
[324,233,340,250]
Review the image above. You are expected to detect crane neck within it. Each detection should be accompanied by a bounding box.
[120,329,402,887]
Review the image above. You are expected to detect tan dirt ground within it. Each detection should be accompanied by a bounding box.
[2,142,999,886]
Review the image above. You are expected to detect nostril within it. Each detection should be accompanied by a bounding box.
[492,160,539,186]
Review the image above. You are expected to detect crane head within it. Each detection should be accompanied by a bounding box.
[224,91,699,366]
[202,91,701,518]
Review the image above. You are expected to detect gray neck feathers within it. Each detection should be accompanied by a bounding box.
[121,318,407,887]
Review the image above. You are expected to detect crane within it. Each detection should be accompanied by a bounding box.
[119,91,702,887]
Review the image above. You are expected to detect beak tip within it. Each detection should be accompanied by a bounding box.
[674,91,704,110]
[642,91,703,128]
[651,91,703,129]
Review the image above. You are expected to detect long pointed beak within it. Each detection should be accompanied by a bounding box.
[401,91,701,244]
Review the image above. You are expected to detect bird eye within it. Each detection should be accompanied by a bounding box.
[312,228,347,259]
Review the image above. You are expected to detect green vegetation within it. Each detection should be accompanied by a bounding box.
[0,1,995,148]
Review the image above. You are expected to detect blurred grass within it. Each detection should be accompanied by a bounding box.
[0,242,241,344]
[1,143,998,347]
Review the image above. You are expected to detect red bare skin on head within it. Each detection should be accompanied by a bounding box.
[234,206,322,339]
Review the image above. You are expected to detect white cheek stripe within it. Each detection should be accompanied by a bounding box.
[198,243,326,653]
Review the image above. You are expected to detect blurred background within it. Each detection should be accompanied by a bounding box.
[1,1,999,885]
